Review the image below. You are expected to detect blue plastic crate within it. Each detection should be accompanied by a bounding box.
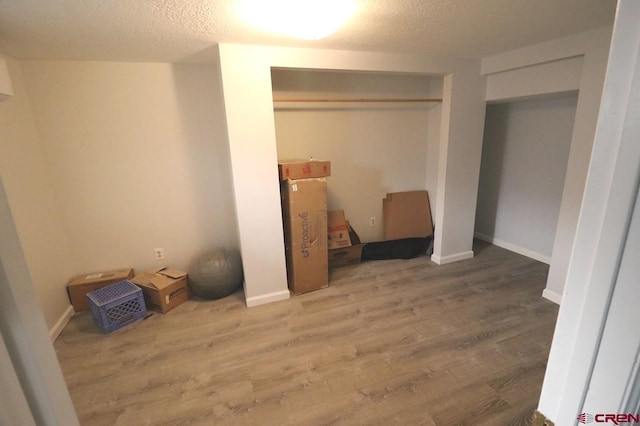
[87,280,147,334]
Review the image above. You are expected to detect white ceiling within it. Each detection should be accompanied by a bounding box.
[0,0,617,63]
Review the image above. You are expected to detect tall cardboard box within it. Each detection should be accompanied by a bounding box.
[281,178,328,294]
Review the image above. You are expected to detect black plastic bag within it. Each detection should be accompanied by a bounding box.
[361,237,431,260]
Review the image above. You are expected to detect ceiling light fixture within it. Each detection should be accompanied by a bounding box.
[237,0,358,40]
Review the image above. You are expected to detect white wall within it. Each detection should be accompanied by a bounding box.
[272,69,441,242]
[425,78,443,217]
[546,29,612,302]
[538,1,640,422]
[481,26,612,303]
[0,54,76,331]
[475,95,577,263]
[485,56,582,102]
[217,44,486,306]
[0,177,78,425]
[21,61,238,278]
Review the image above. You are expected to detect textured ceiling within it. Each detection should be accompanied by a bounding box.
[0,0,617,63]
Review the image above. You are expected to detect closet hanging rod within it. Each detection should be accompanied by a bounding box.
[272,97,443,103]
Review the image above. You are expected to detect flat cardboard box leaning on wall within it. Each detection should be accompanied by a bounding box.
[383,190,433,240]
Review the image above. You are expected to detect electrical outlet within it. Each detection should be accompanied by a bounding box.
[154,248,164,260]
[369,216,376,227]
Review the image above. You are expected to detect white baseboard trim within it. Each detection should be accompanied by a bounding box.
[474,232,552,265]
[49,304,74,342]
[431,250,474,265]
[246,290,290,307]
[542,288,562,305]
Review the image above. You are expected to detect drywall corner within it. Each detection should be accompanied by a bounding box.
[0,55,77,330]
[0,56,14,98]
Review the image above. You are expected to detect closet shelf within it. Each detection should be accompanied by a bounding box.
[272,97,442,103]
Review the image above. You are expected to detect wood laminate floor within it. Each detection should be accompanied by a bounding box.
[54,240,559,425]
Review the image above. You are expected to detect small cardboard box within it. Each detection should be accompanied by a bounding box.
[278,159,331,181]
[329,222,365,269]
[281,178,328,294]
[383,190,433,240]
[67,268,135,312]
[130,268,189,313]
[327,210,351,249]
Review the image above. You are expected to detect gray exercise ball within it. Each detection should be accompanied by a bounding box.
[188,248,243,299]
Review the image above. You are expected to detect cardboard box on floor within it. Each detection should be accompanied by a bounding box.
[329,221,365,269]
[281,177,328,294]
[327,210,351,249]
[383,190,434,239]
[130,268,189,313]
[278,159,331,181]
[67,268,135,312]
